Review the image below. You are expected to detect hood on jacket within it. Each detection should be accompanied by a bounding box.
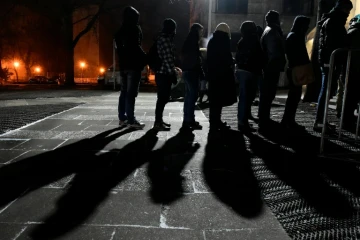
[265,10,280,25]
[215,23,231,39]
[290,16,310,34]
[240,21,257,37]
[123,6,140,25]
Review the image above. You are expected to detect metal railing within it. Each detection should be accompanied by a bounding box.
[320,48,360,161]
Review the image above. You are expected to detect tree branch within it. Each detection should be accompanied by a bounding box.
[72,0,107,48]
[73,14,94,25]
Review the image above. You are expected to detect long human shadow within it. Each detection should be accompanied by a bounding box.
[28,129,159,240]
[249,122,358,218]
[0,126,136,208]
[202,129,263,218]
[147,128,200,204]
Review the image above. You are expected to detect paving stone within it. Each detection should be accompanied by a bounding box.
[191,169,211,193]
[0,139,27,149]
[8,150,47,163]
[23,122,62,131]
[204,228,291,240]
[79,120,113,126]
[53,124,90,131]
[50,114,81,120]
[0,224,27,240]
[44,174,75,189]
[16,225,116,240]
[164,193,280,230]
[0,150,28,164]
[52,131,99,140]
[113,228,204,240]
[1,130,59,139]
[12,139,65,151]
[84,125,120,132]
[75,115,117,121]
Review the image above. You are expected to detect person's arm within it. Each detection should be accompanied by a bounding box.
[158,37,176,75]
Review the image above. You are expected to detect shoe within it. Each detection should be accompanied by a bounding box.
[161,121,171,127]
[128,120,145,130]
[153,122,171,131]
[119,120,128,127]
[219,121,231,130]
[188,121,203,130]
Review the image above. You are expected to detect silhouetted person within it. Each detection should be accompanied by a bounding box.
[258,10,286,130]
[342,14,360,130]
[153,18,181,131]
[181,23,205,130]
[314,0,353,132]
[115,6,147,129]
[235,21,265,132]
[281,16,311,129]
[199,48,208,103]
[207,23,237,134]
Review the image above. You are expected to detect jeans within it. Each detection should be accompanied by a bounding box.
[315,67,339,123]
[183,71,200,123]
[236,70,258,125]
[155,73,172,123]
[118,70,141,124]
[259,70,281,126]
[282,68,302,123]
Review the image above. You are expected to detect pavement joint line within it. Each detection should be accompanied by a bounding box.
[49,125,62,131]
[4,150,31,164]
[109,229,116,240]
[9,139,31,151]
[202,230,207,240]
[78,120,85,126]
[106,120,114,126]
[82,125,93,132]
[12,226,27,240]
[52,140,67,150]
[0,187,28,215]
[0,104,81,138]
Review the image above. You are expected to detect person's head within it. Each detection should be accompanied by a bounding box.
[265,10,280,26]
[162,18,177,35]
[123,6,140,25]
[240,21,257,37]
[334,0,353,16]
[189,23,204,42]
[291,15,311,34]
[215,22,231,39]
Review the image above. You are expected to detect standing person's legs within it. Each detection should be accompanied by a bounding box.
[259,70,280,127]
[282,68,303,127]
[118,71,128,126]
[155,74,172,130]
[237,70,254,129]
[209,103,222,131]
[126,71,144,129]
[183,71,201,128]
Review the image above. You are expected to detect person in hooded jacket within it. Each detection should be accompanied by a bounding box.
[153,18,181,131]
[181,23,205,130]
[258,10,286,130]
[235,21,265,132]
[207,23,237,134]
[281,16,311,129]
[114,6,147,129]
[314,0,353,132]
[342,14,360,130]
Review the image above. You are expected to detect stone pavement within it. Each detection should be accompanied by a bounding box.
[0,92,290,240]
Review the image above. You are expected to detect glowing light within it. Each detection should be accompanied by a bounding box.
[100,67,105,73]
[35,67,41,73]
[13,61,19,68]
[80,62,86,68]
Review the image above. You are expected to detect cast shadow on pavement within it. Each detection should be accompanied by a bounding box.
[27,128,159,240]
[147,127,200,204]
[202,129,264,218]
[249,121,360,218]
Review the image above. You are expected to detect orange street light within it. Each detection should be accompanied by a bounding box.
[35,67,41,73]
[100,67,105,74]
[13,61,19,83]
[13,61,19,68]
[80,61,86,79]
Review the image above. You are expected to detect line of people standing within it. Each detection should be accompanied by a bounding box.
[114,1,360,135]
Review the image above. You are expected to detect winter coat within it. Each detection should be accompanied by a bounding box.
[261,24,286,72]
[318,10,348,66]
[286,16,311,69]
[181,32,205,79]
[207,31,237,107]
[236,22,265,75]
[347,22,360,89]
[114,7,147,71]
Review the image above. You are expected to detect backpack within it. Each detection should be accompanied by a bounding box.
[148,39,162,72]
